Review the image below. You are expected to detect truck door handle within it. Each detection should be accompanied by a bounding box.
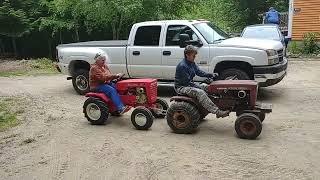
[163,51,171,56]
[132,51,140,56]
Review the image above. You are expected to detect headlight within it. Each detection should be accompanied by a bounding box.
[266,49,279,65]
[266,49,277,56]
[268,57,279,65]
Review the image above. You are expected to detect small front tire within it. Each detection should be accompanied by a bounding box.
[235,113,262,139]
[131,107,154,130]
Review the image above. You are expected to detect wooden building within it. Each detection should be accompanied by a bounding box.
[290,0,320,40]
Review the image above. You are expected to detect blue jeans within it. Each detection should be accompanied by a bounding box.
[96,83,124,111]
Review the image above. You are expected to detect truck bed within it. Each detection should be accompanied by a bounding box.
[57,40,128,47]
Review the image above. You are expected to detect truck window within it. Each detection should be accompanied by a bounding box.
[165,25,199,46]
[134,26,161,46]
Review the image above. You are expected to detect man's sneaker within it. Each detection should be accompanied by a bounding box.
[216,110,230,118]
[120,106,131,115]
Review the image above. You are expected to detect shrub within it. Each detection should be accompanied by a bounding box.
[302,32,320,54]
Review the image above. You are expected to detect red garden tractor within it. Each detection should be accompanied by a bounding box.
[166,79,272,139]
[83,78,168,130]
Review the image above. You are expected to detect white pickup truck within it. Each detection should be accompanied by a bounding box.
[56,20,287,95]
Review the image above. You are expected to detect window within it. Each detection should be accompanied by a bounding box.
[165,25,199,46]
[241,27,281,41]
[134,26,161,46]
[193,22,229,44]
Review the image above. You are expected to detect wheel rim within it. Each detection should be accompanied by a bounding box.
[86,103,101,120]
[172,111,190,129]
[239,120,257,135]
[135,113,147,126]
[76,75,88,91]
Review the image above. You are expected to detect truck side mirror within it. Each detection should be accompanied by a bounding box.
[179,34,190,48]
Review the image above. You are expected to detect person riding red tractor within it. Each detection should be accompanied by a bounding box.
[166,45,272,139]
[83,53,168,130]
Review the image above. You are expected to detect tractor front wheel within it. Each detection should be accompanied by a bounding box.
[131,107,154,130]
[235,113,262,139]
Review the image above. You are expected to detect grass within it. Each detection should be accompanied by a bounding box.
[0,58,59,77]
[0,98,20,131]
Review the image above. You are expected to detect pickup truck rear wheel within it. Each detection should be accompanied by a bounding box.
[72,69,90,95]
[219,68,250,80]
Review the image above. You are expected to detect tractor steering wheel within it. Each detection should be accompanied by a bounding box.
[112,73,125,83]
[203,73,219,84]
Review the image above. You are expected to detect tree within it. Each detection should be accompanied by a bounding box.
[39,0,80,43]
[0,0,31,56]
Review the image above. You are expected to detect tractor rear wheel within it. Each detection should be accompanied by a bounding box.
[83,97,109,125]
[166,101,200,134]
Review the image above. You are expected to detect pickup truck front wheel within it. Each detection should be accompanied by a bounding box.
[219,68,250,80]
[72,69,90,95]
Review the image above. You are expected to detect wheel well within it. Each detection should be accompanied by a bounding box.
[69,60,90,76]
[214,61,254,79]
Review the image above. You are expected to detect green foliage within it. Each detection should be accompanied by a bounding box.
[0,0,30,37]
[0,0,290,57]
[288,41,302,55]
[302,32,320,54]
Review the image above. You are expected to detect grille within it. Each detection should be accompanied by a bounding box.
[149,81,158,103]
[278,49,284,62]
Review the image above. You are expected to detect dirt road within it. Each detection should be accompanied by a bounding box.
[0,61,319,180]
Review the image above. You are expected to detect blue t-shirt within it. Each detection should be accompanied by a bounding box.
[266,9,280,24]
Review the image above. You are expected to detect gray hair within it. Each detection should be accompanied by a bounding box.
[184,45,198,56]
[94,53,105,61]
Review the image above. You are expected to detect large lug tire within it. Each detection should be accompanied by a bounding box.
[219,68,250,80]
[151,98,169,118]
[72,69,90,95]
[83,97,109,125]
[235,113,262,139]
[166,101,200,134]
[131,107,154,130]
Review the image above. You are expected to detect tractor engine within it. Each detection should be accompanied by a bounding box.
[207,80,258,110]
[116,79,158,106]
[136,87,147,104]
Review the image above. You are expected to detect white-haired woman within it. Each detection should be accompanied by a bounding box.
[89,53,130,114]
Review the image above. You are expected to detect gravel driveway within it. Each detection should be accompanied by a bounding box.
[0,61,319,180]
